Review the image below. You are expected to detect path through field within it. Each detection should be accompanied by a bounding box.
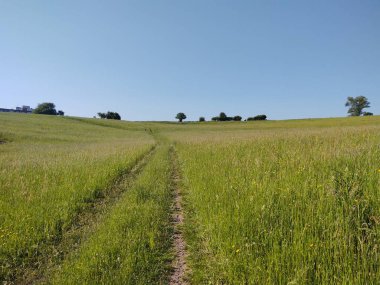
[169,147,188,285]
[16,147,156,284]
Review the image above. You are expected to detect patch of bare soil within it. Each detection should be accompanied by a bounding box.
[169,148,188,285]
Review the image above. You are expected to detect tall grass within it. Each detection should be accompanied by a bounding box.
[52,144,173,284]
[174,120,380,284]
[2,113,380,284]
[0,113,155,280]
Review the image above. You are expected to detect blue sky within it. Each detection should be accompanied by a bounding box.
[1,0,379,121]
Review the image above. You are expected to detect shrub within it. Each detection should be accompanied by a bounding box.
[247,115,267,121]
[98,112,121,120]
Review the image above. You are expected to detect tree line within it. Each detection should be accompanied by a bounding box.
[176,96,374,122]
[31,96,374,122]
[176,112,267,122]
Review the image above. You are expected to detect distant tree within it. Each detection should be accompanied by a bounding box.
[106,111,121,120]
[247,115,267,121]
[233,115,242,121]
[176,112,186,122]
[97,112,107,119]
[33,102,57,115]
[199,116,205,122]
[363,112,373,116]
[345,96,370,116]
[211,113,234,121]
[57,110,64,116]
[255,114,267,120]
[97,111,121,120]
[219,112,227,121]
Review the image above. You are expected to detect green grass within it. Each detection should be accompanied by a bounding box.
[0,113,155,281]
[51,144,173,284]
[171,117,380,284]
[1,113,380,284]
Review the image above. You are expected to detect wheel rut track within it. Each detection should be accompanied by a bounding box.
[12,146,157,285]
[169,146,189,285]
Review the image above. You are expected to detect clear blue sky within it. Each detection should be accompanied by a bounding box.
[1,0,379,121]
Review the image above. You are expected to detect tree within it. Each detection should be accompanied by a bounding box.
[219,112,227,121]
[98,112,107,119]
[211,112,235,121]
[57,110,64,116]
[345,96,370,116]
[106,112,121,120]
[233,115,242,121]
[199,117,205,122]
[33,102,57,115]
[176,112,186,122]
[97,111,121,120]
[247,115,267,121]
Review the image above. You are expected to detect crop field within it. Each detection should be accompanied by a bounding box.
[1,113,379,284]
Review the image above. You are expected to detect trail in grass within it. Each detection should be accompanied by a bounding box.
[169,147,188,285]
[16,146,156,285]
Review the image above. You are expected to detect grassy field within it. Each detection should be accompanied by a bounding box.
[170,120,380,284]
[0,113,154,281]
[1,113,379,284]
[52,144,173,284]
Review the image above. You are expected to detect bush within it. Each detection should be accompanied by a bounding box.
[212,112,235,121]
[247,115,267,121]
[233,116,242,121]
[363,112,373,116]
[98,111,121,120]
[199,117,206,122]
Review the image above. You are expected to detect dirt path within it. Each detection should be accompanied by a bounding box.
[15,146,156,285]
[169,147,188,285]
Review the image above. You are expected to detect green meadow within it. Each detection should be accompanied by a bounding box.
[0,113,379,284]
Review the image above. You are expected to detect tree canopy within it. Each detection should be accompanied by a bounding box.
[176,112,186,122]
[212,112,241,121]
[219,112,228,121]
[345,96,370,116]
[33,103,57,115]
[98,111,121,120]
[247,115,267,121]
